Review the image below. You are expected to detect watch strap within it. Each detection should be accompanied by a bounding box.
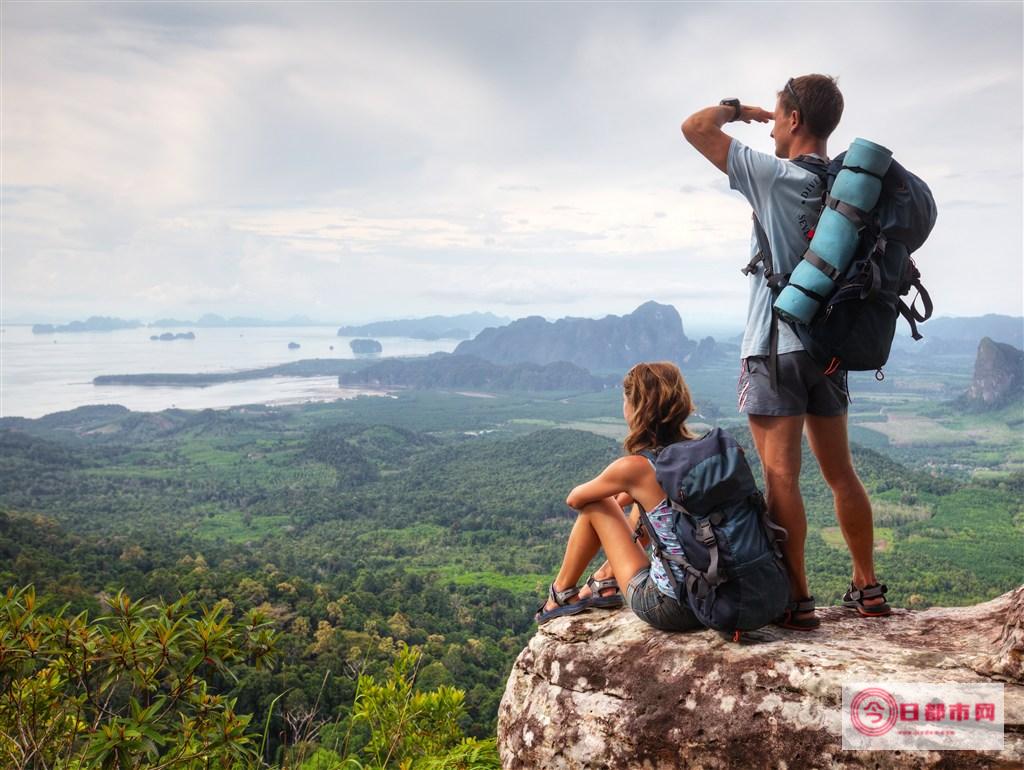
[719,98,741,121]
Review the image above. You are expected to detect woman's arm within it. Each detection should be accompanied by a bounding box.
[566,457,644,510]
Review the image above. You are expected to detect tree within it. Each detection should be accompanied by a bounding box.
[0,585,277,769]
[346,643,498,769]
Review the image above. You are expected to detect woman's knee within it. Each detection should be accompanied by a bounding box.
[577,497,622,517]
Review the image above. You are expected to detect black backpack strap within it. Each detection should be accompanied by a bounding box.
[750,214,793,293]
[768,311,781,392]
[749,157,828,280]
[634,502,683,598]
[897,282,933,341]
[741,212,773,278]
[637,448,658,467]
[825,194,872,232]
[800,248,842,282]
[658,504,727,601]
[745,157,829,390]
[837,164,886,181]
[632,449,659,542]
[751,491,788,559]
[791,154,830,178]
[862,258,883,302]
[898,302,923,341]
[635,501,724,602]
[693,513,723,592]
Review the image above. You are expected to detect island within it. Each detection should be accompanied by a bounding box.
[32,316,143,334]
[350,338,383,355]
[92,358,369,387]
[150,332,196,341]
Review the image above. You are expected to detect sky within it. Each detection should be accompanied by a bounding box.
[2,1,1022,330]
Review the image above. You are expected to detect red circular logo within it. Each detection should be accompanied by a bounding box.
[850,687,898,736]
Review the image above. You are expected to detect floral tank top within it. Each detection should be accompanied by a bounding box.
[645,497,688,598]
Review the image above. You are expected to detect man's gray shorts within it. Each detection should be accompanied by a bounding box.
[737,351,849,417]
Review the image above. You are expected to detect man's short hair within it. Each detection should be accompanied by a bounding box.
[779,74,844,140]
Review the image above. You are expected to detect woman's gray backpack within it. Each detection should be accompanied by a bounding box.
[638,428,791,637]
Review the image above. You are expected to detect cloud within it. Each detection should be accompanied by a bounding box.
[2,1,1021,324]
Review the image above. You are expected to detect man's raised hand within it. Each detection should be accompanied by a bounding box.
[740,105,773,124]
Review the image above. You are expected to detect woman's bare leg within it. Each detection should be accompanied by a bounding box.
[544,497,649,612]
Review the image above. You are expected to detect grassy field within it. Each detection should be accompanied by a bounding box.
[194,510,293,542]
[820,525,895,552]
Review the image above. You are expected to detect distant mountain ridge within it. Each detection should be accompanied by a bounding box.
[152,314,324,328]
[894,313,1024,355]
[454,301,693,372]
[925,314,1023,346]
[337,312,510,341]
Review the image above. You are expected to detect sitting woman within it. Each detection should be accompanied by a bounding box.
[535,361,704,631]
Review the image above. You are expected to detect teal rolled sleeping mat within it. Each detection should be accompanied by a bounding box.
[773,138,893,324]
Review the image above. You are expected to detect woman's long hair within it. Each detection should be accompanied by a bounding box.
[622,362,697,454]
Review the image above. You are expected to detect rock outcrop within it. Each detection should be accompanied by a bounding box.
[965,337,1024,410]
[686,335,720,367]
[454,301,694,372]
[498,587,1023,769]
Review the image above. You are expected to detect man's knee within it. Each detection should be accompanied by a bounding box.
[764,467,801,494]
[825,467,865,497]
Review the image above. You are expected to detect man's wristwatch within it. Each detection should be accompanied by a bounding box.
[720,98,742,122]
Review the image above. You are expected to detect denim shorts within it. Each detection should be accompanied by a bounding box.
[737,351,849,417]
[626,568,704,632]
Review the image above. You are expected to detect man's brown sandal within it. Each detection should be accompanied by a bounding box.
[842,581,892,617]
[774,596,820,631]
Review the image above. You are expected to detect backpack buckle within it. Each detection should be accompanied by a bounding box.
[631,518,646,544]
[697,519,716,547]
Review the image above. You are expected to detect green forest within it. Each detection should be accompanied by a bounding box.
[2,375,1021,768]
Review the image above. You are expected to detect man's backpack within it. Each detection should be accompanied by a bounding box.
[637,428,790,637]
[744,153,937,380]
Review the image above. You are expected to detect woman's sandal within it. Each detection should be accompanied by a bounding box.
[774,596,821,631]
[534,582,590,625]
[582,574,624,610]
[842,581,892,617]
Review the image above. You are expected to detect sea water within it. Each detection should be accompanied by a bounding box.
[0,325,460,418]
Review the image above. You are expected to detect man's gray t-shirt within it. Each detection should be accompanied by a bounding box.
[727,138,826,359]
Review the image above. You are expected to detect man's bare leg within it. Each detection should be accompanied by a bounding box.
[748,414,813,619]
[804,413,884,608]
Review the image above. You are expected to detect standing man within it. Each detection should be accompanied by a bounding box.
[681,75,890,629]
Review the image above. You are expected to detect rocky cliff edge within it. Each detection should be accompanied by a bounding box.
[498,586,1023,769]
